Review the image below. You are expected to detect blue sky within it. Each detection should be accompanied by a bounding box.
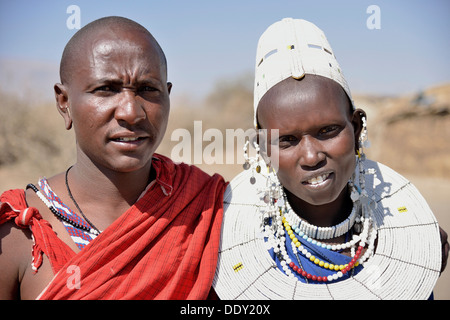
[0,0,449,101]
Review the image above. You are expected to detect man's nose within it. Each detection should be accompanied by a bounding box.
[114,90,146,125]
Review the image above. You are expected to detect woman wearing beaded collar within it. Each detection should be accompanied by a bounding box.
[212,18,443,299]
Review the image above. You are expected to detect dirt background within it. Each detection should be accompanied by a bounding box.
[1,76,449,299]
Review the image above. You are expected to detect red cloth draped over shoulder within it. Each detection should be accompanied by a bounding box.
[0,154,227,300]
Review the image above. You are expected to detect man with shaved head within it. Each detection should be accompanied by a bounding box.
[0,16,227,300]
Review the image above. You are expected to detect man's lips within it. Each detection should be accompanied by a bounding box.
[107,132,152,151]
[110,136,147,142]
[108,131,150,143]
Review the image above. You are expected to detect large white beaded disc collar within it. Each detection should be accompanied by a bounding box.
[212,159,441,300]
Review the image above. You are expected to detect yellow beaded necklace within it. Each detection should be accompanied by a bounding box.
[282,216,360,272]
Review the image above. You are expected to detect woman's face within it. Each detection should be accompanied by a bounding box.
[257,75,364,207]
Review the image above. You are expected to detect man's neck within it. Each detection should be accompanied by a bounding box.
[65,157,154,229]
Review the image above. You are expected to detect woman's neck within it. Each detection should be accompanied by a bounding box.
[285,185,353,227]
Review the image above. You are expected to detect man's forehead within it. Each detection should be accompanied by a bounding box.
[61,35,165,88]
[89,29,156,53]
[59,17,167,85]
[91,38,148,58]
[82,35,164,76]
[92,39,117,56]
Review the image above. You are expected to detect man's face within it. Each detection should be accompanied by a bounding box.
[63,29,171,173]
[257,75,359,207]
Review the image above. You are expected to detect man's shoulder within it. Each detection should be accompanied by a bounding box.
[1,188,27,221]
[0,212,33,299]
[153,153,226,182]
[0,218,32,251]
[0,188,33,254]
[1,188,26,206]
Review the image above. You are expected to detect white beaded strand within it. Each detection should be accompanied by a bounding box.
[281,182,361,241]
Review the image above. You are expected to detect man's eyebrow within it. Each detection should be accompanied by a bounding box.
[93,76,162,85]
[93,78,123,85]
[137,78,163,85]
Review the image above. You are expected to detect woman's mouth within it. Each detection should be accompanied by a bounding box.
[302,172,333,188]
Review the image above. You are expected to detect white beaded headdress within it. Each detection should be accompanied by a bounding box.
[253,18,354,128]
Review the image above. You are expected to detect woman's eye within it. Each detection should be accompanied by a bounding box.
[319,125,340,137]
[278,136,298,147]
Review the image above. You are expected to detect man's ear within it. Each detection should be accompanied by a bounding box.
[351,108,367,153]
[54,83,72,130]
[167,82,173,95]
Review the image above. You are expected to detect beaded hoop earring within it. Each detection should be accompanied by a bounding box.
[243,139,262,184]
[352,113,378,234]
[358,114,370,151]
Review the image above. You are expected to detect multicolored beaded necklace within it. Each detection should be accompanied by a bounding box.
[26,169,101,250]
[261,166,377,283]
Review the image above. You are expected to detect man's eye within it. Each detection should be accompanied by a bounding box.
[95,86,113,92]
[140,86,158,92]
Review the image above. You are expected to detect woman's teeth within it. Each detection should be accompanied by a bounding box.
[306,173,330,185]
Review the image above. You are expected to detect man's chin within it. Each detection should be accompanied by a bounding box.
[101,154,155,174]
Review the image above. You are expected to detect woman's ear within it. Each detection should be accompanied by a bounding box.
[352,108,367,153]
[54,83,72,130]
[256,127,280,173]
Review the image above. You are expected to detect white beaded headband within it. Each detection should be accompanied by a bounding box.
[253,18,354,128]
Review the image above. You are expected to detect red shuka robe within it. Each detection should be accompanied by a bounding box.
[0,154,227,300]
